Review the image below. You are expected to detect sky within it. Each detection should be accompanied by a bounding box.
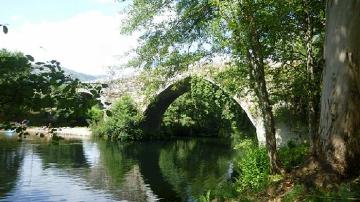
[0,0,138,76]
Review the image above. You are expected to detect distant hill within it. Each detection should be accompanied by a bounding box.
[62,67,105,82]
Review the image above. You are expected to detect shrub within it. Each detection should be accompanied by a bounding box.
[283,181,360,201]
[234,139,270,193]
[91,95,143,141]
[87,104,103,124]
[278,141,309,170]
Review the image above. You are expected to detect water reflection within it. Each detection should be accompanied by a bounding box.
[35,140,89,169]
[158,139,233,201]
[0,135,234,201]
[0,135,24,198]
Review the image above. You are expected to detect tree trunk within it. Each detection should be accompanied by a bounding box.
[246,17,283,174]
[250,61,283,174]
[304,0,319,155]
[318,0,360,176]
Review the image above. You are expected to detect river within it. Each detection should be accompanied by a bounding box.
[0,133,235,202]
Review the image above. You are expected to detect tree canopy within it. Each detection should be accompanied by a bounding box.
[0,49,103,127]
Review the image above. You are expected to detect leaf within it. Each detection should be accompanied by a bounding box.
[90,89,97,95]
[63,85,72,92]
[106,110,113,117]
[25,55,34,62]
[2,25,8,34]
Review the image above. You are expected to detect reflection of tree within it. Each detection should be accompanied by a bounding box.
[96,140,160,201]
[158,139,233,200]
[124,141,181,201]
[0,136,24,198]
[36,140,89,169]
[97,140,181,201]
[96,140,137,186]
[0,136,234,201]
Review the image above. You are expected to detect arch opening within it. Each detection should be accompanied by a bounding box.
[141,76,257,139]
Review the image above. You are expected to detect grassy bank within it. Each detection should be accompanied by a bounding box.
[198,139,360,202]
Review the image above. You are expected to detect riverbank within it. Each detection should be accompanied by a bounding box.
[26,127,92,139]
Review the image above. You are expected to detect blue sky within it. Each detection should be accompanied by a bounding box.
[1,0,123,26]
[0,0,136,76]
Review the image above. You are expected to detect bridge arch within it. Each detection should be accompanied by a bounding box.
[140,76,265,142]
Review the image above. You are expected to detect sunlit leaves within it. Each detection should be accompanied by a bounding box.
[92,96,143,141]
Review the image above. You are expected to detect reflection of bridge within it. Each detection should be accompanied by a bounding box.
[102,73,304,145]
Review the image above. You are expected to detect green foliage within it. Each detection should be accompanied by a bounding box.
[312,182,360,201]
[213,65,251,96]
[0,49,33,121]
[86,105,103,124]
[278,141,309,171]
[283,184,306,202]
[0,49,102,128]
[161,77,255,137]
[123,0,325,135]
[198,190,212,202]
[234,139,270,193]
[283,182,360,202]
[91,95,143,141]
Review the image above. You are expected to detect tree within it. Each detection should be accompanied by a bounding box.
[223,0,287,173]
[269,0,325,155]
[318,0,360,176]
[123,0,288,173]
[0,49,102,127]
[0,49,33,122]
[286,0,325,155]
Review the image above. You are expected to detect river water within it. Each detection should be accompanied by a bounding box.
[0,134,235,202]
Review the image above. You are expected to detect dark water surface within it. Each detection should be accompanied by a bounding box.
[0,134,234,202]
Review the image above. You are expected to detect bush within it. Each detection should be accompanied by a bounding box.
[87,104,103,124]
[278,141,309,170]
[234,139,270,194]
[283,181,360,201]
[91,96,143,141]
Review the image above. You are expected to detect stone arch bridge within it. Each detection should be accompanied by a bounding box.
[102,75,302,145]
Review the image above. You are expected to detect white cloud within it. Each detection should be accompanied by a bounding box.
[0,11,138,75]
